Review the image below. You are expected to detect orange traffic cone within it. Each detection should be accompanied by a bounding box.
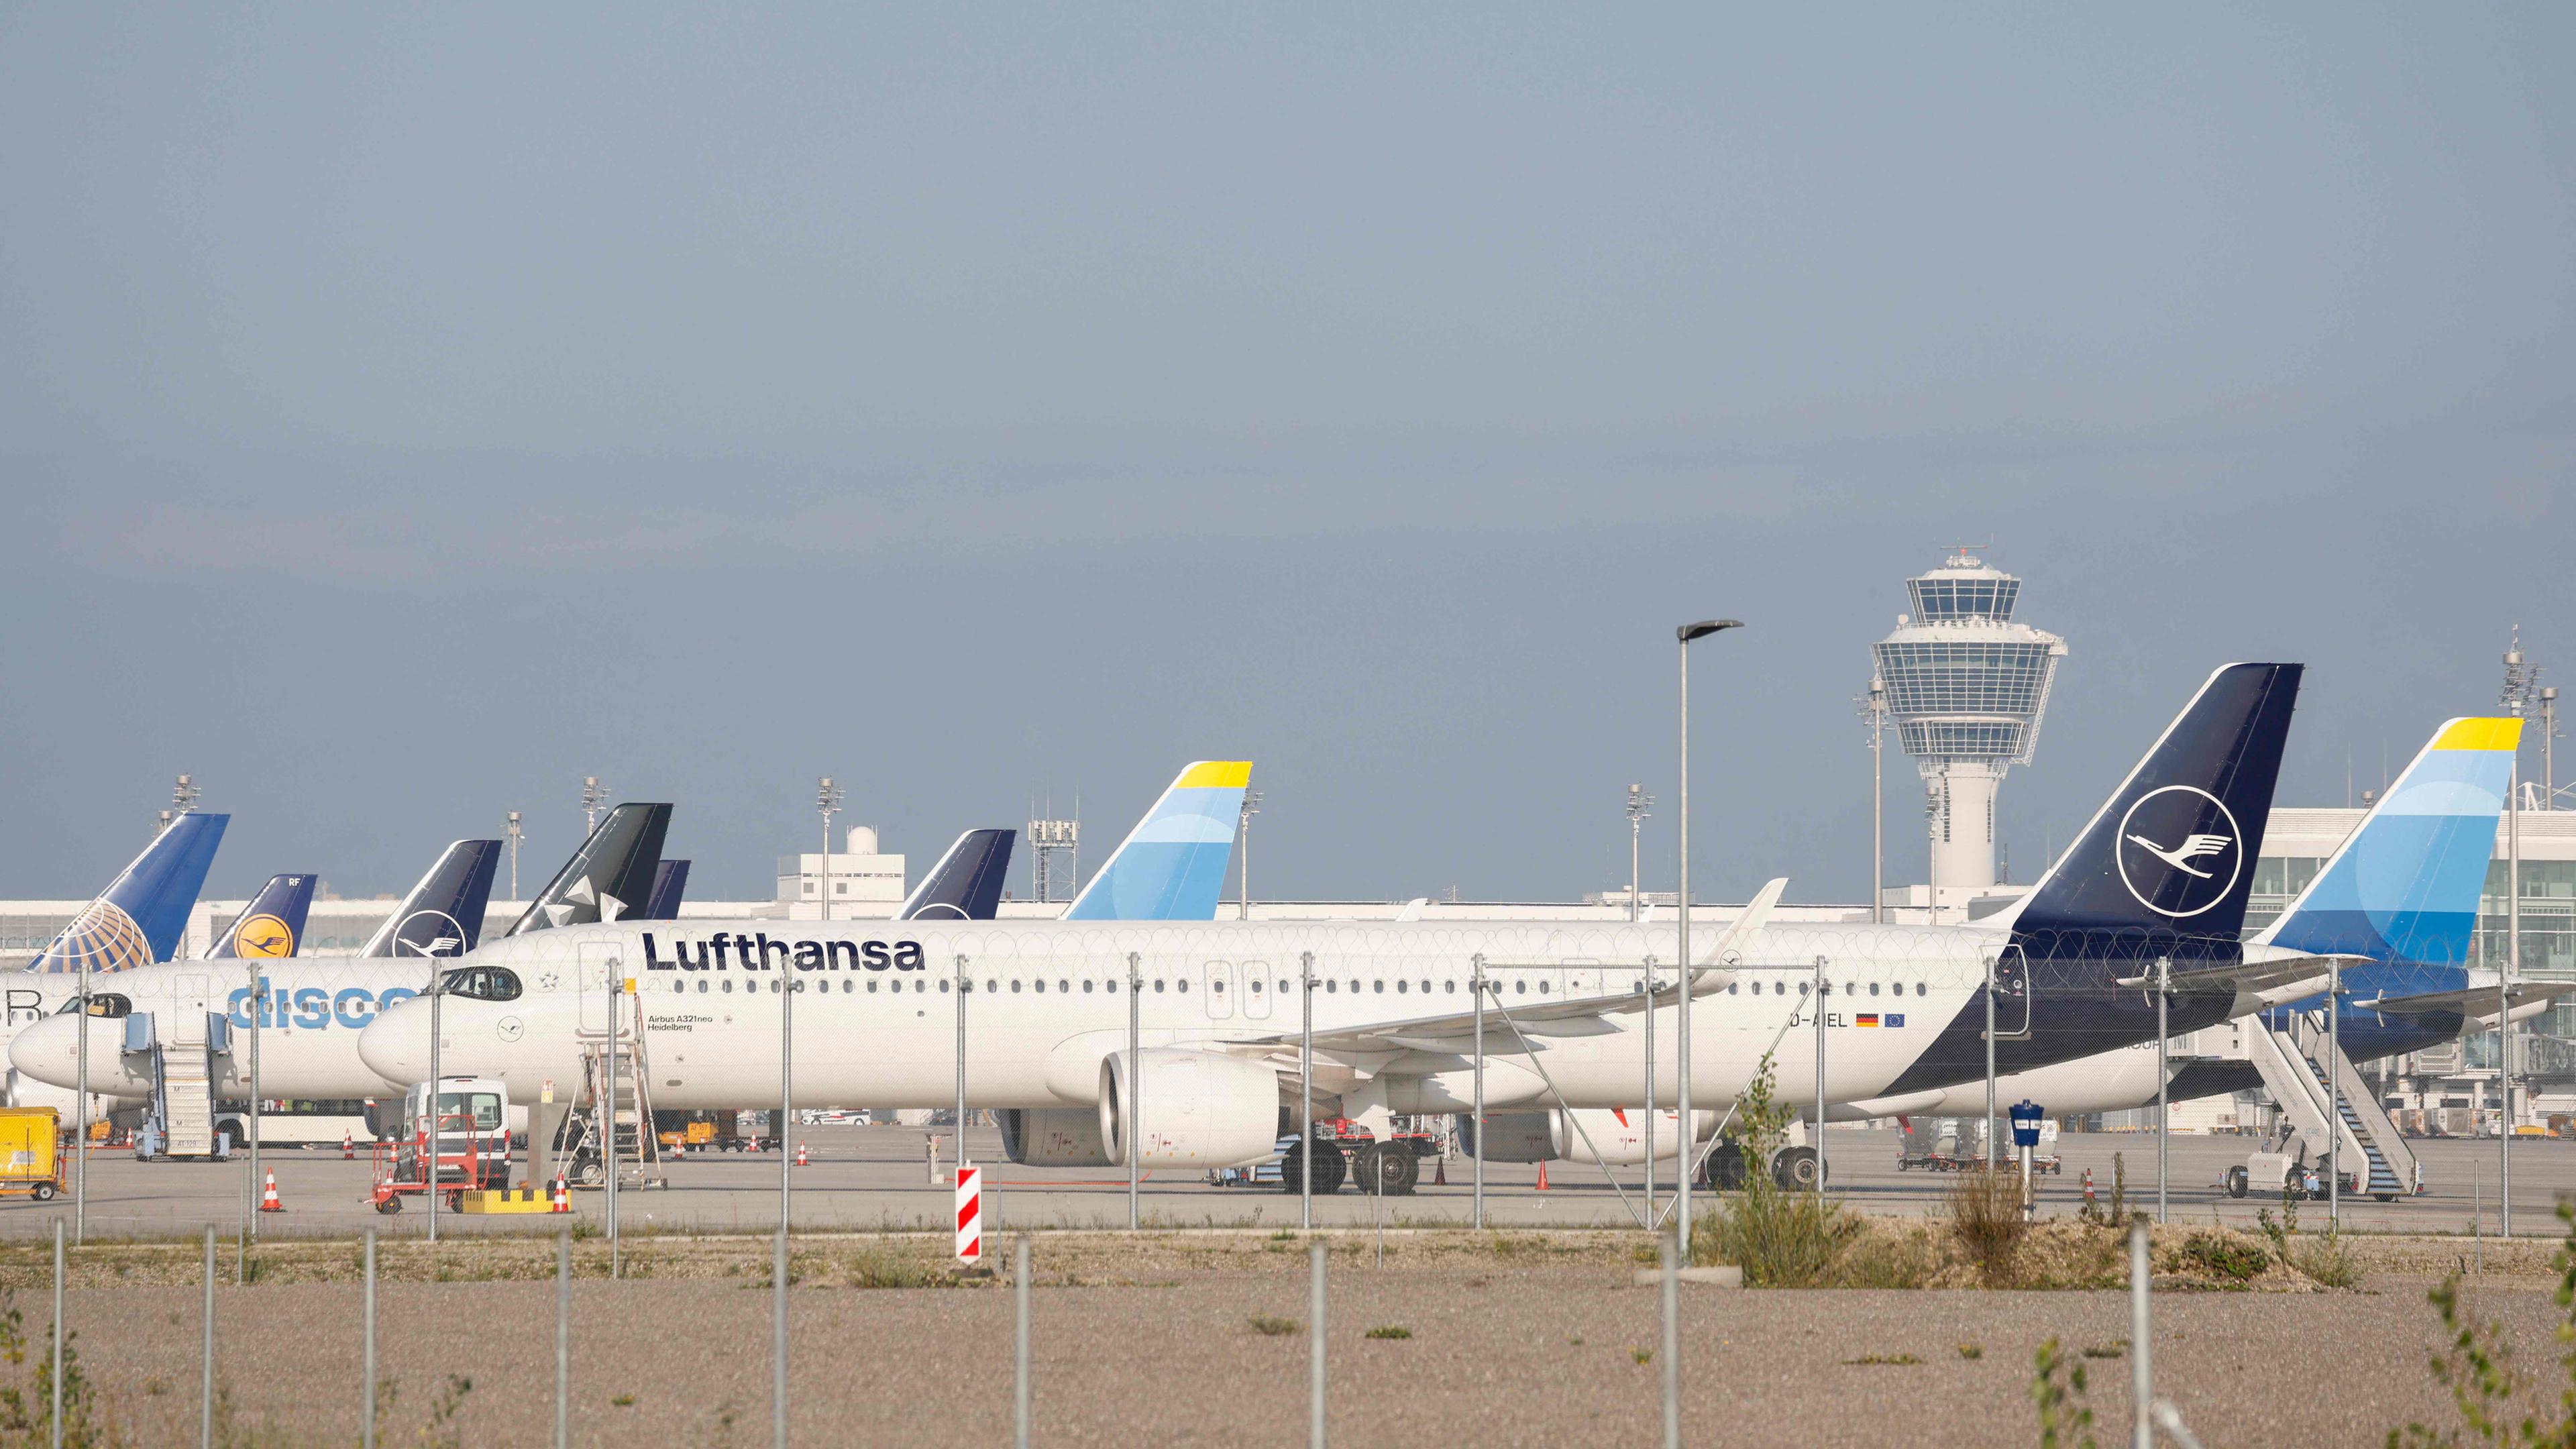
[795,1142,810,1167]
[550,1171,570,1213]
[1534,1161,1551,1191]
[341,1132,354,1161]
[1434,1155,1448,1186]
[258,1169,284,1212]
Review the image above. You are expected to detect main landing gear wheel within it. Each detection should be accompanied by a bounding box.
[2224,1166,2249,1199]
[1277,1138,1348,1195]
[1772,1146,1826,1191]
[1703,1143,1748,1190]
[1350,1143,1418,1197]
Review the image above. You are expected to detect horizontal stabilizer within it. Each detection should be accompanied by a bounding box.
[26,812,229,974]
[207,873,317,959]
[899,830,1015,922]
[2361,981,2576,1018]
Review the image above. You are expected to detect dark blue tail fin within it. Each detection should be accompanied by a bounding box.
[898,830,1016,921]
[360,840,502,959]
[506,804,670,936]
[207,873,317,959]
[2004,662,2302,963]
[646,860,691,920]
[26,812,229,973]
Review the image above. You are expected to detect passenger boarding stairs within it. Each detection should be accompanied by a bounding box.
[2245,1014,2414,1199]
[123,1010,229,1161]
[555,994,663,1190]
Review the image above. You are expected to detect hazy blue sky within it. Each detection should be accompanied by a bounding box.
[3,6,2569,906]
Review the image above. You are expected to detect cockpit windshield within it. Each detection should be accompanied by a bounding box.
[435,967,523,1003]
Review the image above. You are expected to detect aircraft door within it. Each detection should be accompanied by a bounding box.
[1242,961,1273,1020]
[577,943,621,1038]
[1987,945,2032,1040]
[1205,961,1234,1020]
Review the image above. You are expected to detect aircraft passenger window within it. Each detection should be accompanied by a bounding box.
[1154,980,1166,993]
[914,980,924,993]
[1177,979,1189,993]
[1326,981,1337,994]
[986,979,998,994]
[1060,979,1070,994]
[1444,981,1456,994]
[1419,980,1430,994]
[1514,981,1526,995]
[1870,982,1880,996]
[696,981,707,994]
[1083,980,1094,994]
[1348,980,1360,993]
[1395,980,1407,994]
[722,980,734,994]
[1373,981,1384,994]
[1539,981,1550,995]
[1249,979,1262,994]
[1727,983,1738,995]
[1107,980,1118,994]
[1012,980,1022,993]
[1796,981,1808,996]
[1212,979,1224,994]
[1917,983,1927,997]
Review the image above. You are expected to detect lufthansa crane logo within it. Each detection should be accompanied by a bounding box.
[2114,785,2242,918]
[232,914,296,958]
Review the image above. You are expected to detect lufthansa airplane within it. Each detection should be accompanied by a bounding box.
[346,665,2329,1193]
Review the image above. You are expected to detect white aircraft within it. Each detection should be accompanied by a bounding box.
[327,665,2328,1193]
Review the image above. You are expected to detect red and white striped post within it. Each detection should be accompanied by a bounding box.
[955,1163,983,1266]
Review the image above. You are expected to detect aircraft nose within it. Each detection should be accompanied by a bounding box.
[6,1016,77,1084]
[356,1001,431,1086]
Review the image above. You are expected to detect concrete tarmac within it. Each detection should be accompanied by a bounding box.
[7,1124,2568,1242]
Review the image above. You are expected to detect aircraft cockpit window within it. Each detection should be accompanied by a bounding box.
[71,994,132,1018]
[437,968,522,1003]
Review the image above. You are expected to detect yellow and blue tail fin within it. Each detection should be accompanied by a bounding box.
[25,811,228,973]
[2257,717,2520,967]
[1062,762,1251,920]
[207,873,315,959]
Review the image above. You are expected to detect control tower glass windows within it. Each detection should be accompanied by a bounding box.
[1906,576,2019,623]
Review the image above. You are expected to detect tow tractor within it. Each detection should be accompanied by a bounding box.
[369,1077,511,1214]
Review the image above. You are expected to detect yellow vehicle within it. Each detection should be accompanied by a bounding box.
[0,1108,64,1201]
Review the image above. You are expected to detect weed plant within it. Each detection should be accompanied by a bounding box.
[1689,1053,1860,1287]
[1945,1167,2030,1285]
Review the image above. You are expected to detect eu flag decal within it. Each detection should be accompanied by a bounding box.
[1886,1014,1904,1028]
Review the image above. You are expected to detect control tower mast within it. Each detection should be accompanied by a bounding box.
[1870,550,2066,914]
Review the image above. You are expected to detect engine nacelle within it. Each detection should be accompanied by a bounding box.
[1551,1108,1719,1165]
[1098,1049,1279,1168]
[999,1108,1114,1168]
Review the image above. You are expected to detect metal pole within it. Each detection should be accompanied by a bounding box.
[74,951,87,1246]
[1014,1236,1032,1449]
[1813,958,1826,1202]
[555,1229,570,1449]
[1126,953,1139,1230]
[2328,958,2341,1232]
[362,1228,376,1449]
[1300,952,1313,1233]
[1984,950,1997,1171]
[2504,758,2519,1236]
[201,1224,215,1449]
[428,961,442,1247]
[1472,955,1486,1231]
[1644,951,1656,1225]
[2129,1217,2153,1449]
[601,977,612,1275]
[772,1220,788,1449]
[2155,956,2169,1224]
[248,971,260,1246]
[1307,1240,1327,1449]
[50,1218,63,1449]
[1675,636,1693,1246]
[1659,1232,1680,1449]
[782,970,794,1230]
[1870,685,1886,924]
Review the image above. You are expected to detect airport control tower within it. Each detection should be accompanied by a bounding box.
[1870,550,2066,906]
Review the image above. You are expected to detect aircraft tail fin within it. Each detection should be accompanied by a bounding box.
[1061,763,1250,920]
[2255,717,2520,967]
[26,812,229,973]
[645,860,692,921]
[207,873,317,959]
[2000,663,2302,962]
[899,830,1016,921]
[360,839,502,959]
[506,804,669,937]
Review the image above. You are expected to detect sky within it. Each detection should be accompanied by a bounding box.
[1,5,2569,907]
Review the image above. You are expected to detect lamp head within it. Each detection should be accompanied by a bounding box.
[1676,619,1743,644]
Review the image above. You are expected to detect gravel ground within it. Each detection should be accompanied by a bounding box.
[6,1232,2568,1447]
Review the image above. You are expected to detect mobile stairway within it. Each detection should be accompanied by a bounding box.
[123,1010,231,1161]
[550,990,663,1190]
[2233,1012,2414,1201]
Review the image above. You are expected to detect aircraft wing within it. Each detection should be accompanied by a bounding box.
[2359,981,2576,1018]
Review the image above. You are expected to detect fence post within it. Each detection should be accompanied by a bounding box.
[201,1224,217,1449]
[2129,1216,2152,1449]
[51,1217,64,1449]
[1014,1236,1032,1449]
[556,1228,572,1449]
[1660,1231,1680,1449]
[773,1223,789,1448]
[362,1228,377,1449]
[1308,1240,1328,1449]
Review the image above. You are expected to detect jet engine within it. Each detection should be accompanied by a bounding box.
[998,1108,1114,1168]
[1551,1108,1719,1165]
[1460,1112,1555,1163]
[1098,1049,1279,1168]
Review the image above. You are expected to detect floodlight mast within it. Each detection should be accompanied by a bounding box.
[505,812,524,900]
[582,776,607,835]
[1673,617,1743,1250]
[816,777,845,923]
[1237,790,1262,920]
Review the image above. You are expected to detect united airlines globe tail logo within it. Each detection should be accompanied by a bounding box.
[36,900,155,975]
[2114,785,2242,919]
[231,913,296,957]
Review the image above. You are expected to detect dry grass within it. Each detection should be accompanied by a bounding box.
[1943,1169,2029,1285]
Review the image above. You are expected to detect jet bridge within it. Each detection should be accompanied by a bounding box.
[124,1010,232,1162]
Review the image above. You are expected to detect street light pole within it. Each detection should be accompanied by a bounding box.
[1673,618,1743,1249]
[1862,679,1887,924]
[816,778,843,924]
[1238,791,1262,921]
[505,811,523,900]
